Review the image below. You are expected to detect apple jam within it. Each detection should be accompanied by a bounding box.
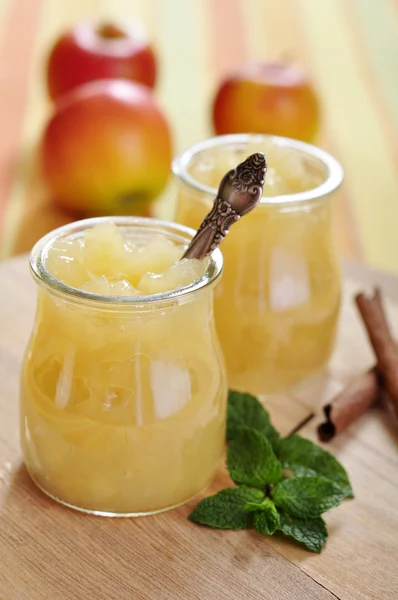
[20,218,227,516]
[173,134,344,394]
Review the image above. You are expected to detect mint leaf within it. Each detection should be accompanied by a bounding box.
[272,476,345,518]
[227,390,279,448]
[277,513,328,553]
[189,487,264,530]
[227,428,283,488]
[251,499,280,535]
[277,435,353,498]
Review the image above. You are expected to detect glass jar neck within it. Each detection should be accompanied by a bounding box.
[30,216,223,313]
[172,133,344,208]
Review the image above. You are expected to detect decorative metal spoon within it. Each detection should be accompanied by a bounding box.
[182,152,267,260]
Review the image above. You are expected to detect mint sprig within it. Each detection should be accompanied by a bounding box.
[189,390,353,553]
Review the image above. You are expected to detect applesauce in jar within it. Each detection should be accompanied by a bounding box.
[20,217,226,516]
[173,134,344,394]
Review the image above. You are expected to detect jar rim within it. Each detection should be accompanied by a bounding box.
[30,216,223,306]
[172,133,344,205]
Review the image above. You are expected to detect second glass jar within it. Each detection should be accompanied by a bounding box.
[173,134,344,394]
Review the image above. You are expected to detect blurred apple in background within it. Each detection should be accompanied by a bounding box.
[212,62,320,143]
[39,79,172,216]
[46,21,157,101]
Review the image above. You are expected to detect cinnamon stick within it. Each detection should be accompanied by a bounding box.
[355,288,398,420]
[317,368,380,442]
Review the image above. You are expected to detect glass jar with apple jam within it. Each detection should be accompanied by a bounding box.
[173,134,344,395]
[20,217,227,516]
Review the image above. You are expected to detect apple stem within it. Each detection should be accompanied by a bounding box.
[97,24,126,40]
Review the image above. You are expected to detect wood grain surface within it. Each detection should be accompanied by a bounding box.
[0,257,398,600]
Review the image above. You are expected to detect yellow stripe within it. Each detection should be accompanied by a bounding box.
[244,0,308,65]
[241,0,267,60]
[298,0,398,272]
[154,0,210,154]
[1,163,33,258]
[0,0,12,37]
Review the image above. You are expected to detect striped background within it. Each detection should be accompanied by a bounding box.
[0,0,398,272]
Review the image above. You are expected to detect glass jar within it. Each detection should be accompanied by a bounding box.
[173,134,344,394]
[20,217,226,516]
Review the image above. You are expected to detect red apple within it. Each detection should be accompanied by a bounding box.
[212,62,320,142]
[46,22,157,101]
[39,79,172,215]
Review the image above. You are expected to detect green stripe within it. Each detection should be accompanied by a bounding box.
[155,0,210,153]
[353,0,398,136]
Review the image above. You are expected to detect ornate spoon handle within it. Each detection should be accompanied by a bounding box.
[182,152,267,260]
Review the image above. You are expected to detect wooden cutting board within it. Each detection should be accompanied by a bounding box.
[0,257,397,600]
